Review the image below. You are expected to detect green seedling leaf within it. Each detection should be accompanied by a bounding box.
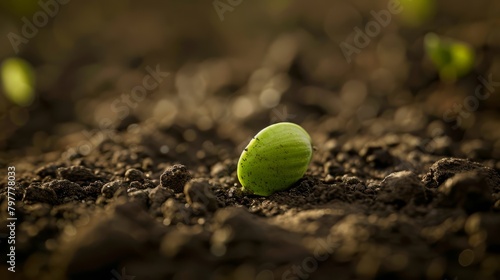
[424,33,475,82]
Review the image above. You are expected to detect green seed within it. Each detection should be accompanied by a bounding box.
[237,122,313,196]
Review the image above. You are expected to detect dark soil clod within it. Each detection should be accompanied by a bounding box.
[124,168,145,182]
[23,185,58,204]
[45,179,85,201]
[160,164,193,193]
[438,171,493,213]
[149,185,175,213]
[423,158,500,192]
[101,180,127,199]
[57,166,99,183]
[378,171,426,206]
[184,179,219,212]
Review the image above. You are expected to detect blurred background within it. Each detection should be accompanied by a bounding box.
[1,0,500,160]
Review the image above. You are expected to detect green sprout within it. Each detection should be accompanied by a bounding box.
[237,122,313,196]
[1,57,35,107]
[424,33,475,82]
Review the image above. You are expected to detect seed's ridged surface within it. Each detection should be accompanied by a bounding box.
[237,122,313,196]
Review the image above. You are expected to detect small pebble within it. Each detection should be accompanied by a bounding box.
[124,168,145,182]
[101,180,126,198]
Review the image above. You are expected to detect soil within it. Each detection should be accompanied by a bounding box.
[1,1,500,280]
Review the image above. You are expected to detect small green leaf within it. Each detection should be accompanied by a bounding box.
[424,33,475,82]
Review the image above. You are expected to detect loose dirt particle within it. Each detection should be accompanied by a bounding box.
[160,164,192,193]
